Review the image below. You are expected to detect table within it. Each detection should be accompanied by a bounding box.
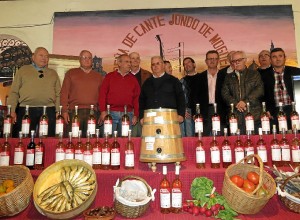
[2,135,300,220]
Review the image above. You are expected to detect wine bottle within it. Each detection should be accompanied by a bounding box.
[245,102,254,135]
[0,134,11,166]
[121,105,130,137]
[278,102,287,133]
[101,132,111,170]
[55,132,65,162]
[261,102,270,134]
[222,128,232,168]
[72,105,80,138]
[291,101,300,131]
[39,106,48,138]
[212,103,221,136]
[271,125,281,167]
[171,165,182,213]
[55,105,65,137]
[92,129,102,169]
[65,132,75,160]
[256,128,268,165]
[83,132,93,166]
[160,165,171,214]
[3,104,12,137]
[87,105,96,137]
[111,131,120,170]
[74,130,84,161]
[22,105,30,138]
[104,104,113,137]
[234,129,244,163]
[229,103,238,136]
[280,128,291,167]
[14,132,25,165]
[26,130,35,169]
[210,130,220,168]
[125,130,134,169]
[34,137,45,170]
[194,103,203,136]
[196,130,205,169]
[291,127,300,166]
[244,130,255,163]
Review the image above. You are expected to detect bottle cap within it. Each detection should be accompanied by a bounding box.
[258,128,262,135]
[175,165,180,175]
[162,166,167,175]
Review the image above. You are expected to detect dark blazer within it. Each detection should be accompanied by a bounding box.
[192,70,227,123]
[260,66,300,116]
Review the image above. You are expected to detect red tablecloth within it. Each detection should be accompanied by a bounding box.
[2,135,300,220]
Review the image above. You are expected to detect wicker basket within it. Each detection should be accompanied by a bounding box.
[278,172,300,213]
[0,165,34,217]
[222,154,276,214]
[114,176,152,218]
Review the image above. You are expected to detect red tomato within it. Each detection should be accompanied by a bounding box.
[247,172,259,185]
[230,175,244,188]
[243,179,256,193]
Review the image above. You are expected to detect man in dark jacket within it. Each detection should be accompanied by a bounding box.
[222,51,264,135]
[260,47,300,131]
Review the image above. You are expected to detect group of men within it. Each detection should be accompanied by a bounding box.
[7,46,300,137]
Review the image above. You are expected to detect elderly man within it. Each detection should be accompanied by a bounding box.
[222,51,264,135]
[8,47,61,137]
[139,56,185,124]
[60,50,103,137]
[258,50,271,72]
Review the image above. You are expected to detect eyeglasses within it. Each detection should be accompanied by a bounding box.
[80,56,92,60]
[38,70,44,78]
[231,58,245,64]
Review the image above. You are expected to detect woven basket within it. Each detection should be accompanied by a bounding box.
[222,154,276,214]
[114,176,152,218]
[278,172,300,213]
[0,165,34,217]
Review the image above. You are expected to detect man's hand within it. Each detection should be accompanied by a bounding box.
[63,112,70,124]
[98,111,107,124]
[140,118,144,125]
[132,116,138,125]
[236,101,246,112]
[11,112,17,123]
[178,115,184,123]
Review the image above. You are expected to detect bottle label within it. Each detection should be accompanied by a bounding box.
[125,150,134,167]
[72,123,80,137]
[261,116,270,132]
[271,147,281,161]
[291,116,300,130]
[14,149,24,165]
[257,149,268,162]
[88,120,96,135]
[222,148,232,162]
[111,149,120,166]
[122,123,130,137]
[0,151,10,166]
[196,147,205,163]
[245,116,254,131]
[22,119,30,135]
[65,150,75,160]
[35,151,43,165]
[235,149,244,163]
[171,188,182,208]
[212,116,220,131]
[104,120,112,135]
[211,149,220,163]
[278,116,287,131]
[55,149,65,162]
[92,151,102,165]
[195,120,203,133]
[3,120,12,134]
[292,149,300,162]
[39,121,48,136]
[160,189,171,208]
[229,119,238,134]
[75,149,84,160]
[282,148,291,161]
[83,151,93,166]
[102,152,110,165]
[56,120,64,134]
[26,149,34,166]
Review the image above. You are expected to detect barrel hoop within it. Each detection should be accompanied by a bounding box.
[140,153,185,159]
[144,108,177,113]
[141,135,182,139]
[143,121,179,125]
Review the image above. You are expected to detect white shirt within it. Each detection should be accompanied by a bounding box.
[207,71,218,104]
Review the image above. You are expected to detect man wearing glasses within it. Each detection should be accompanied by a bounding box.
[7,47,61,137]
[222,51,264,135]
[60,50,103,137]
[260,47,300,131]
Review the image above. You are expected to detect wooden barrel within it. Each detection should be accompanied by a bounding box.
[140,108,186,163]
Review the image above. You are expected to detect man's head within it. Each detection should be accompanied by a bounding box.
[270,48,286,69]
[129,52,141,69]
[117,54,131,74]
[79,50,93,70]
[227,51,236,68]
[258,50,271,69]
[151,56,165,76]
[183,57,196,75]
[164,60,173,75]
[32,47,49,68]
[231,51,247,72]
[205,50,219,69]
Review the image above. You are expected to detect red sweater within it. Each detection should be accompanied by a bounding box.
[99,70,140,116]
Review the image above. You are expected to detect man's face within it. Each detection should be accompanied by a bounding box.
[129,53,141,68]
[165,63,173,75]
[118,55,131,73]
[271,51,286,69]
[79,51,93,69]
[183,59,196,74]
[151,57,165,75]
[205,53,219,69]
[32,48,49,68]
[258,51,271,67]
[231,53,247,72]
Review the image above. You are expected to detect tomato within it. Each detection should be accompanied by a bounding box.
[243,179,256,193]
[230,175,244,188]
[247,172,259,185]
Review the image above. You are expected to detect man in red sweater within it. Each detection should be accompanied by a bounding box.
[99,54,140,136]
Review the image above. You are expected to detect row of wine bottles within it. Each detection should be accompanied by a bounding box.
[194,101,300,135]
[2,104,131,138]
[195,126,300,169]
[0,129,135,170]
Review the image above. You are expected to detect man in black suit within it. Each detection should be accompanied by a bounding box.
[193,50,227,136]
[260,47,300,131]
